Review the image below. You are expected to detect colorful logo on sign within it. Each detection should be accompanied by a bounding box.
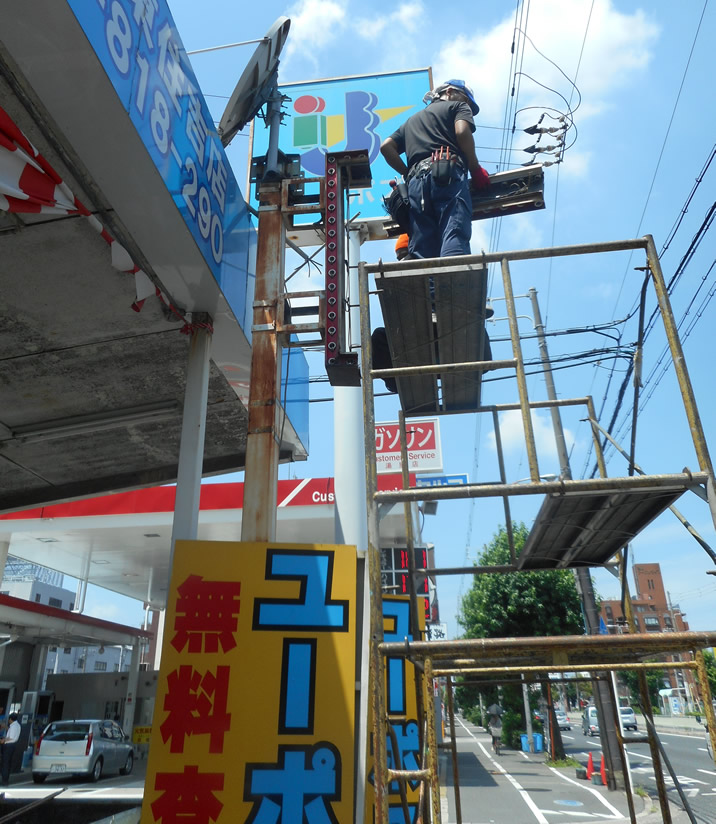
[250,70,431,220]
[292,91,385,175]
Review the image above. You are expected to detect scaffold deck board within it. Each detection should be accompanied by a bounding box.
[518,483,689,570]
[375,263,489,415]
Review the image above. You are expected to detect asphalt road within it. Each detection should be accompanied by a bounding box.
[566,723,716,823]
[0,755,146,803]
[446,716,633,823]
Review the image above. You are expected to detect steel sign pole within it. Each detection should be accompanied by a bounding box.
[334,228,369,824]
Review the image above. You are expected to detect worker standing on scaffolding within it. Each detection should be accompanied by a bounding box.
[380,79,489,260]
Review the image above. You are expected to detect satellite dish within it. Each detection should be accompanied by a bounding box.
[219,17,291,146]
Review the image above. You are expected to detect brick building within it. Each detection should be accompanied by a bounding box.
[599,563,697,708]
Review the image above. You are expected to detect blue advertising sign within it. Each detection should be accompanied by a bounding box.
[250,69,432,220]
[67,0,254,328]
[415,474,469,488]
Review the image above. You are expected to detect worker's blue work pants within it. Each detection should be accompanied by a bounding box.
[407,169,472,259]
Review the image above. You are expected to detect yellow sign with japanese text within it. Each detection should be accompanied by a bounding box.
[133,726,152,745]
[364,595,426,823]
[141,541,357,824]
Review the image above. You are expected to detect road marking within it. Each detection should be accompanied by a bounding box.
[697,768,716,777]
[626,750,652,760]
[441,784,450,821]
[657,731,707,740]
[457,717,548,824]
[520,750,530,759]
[549,767,623,818]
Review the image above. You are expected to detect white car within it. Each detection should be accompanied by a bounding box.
[32,719,134,783]
[619,707,638,731]
[555,710,571,730]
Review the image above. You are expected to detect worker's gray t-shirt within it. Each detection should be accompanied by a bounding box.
[389,99,475,172]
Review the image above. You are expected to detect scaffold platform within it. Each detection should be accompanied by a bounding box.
[375,261,490,415]
[518,481,695,570]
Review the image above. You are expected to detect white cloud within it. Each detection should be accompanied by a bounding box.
[283,0,348,66]
[431,0,660,175]
[497,211,543,250]
[470,222,491,254]
[488,408,576,469]
[556,149,592,180]
[354,2,426,38]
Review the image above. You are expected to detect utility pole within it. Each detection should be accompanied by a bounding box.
[529,287,624,789]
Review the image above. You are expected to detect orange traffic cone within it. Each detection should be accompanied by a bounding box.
[586,751,594,779]
[600,754,607,786]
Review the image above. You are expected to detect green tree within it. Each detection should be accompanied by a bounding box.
[702,650,716,701]
[458,523,584,639]
[620,666,665,711]
[457,523,585,747]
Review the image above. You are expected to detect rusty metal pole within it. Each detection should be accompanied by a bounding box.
[359,261,390,824]
[241,184,285,543]
[694,650,716,764]
[424,657,442,824]
[445,677,462,824]
[491,409,517,565]
[606,672,637,823]
[500,259,540,481]
[645,235,715,481]
[585,396,608,478]
[528,288,571,477]
[621,580,672,822]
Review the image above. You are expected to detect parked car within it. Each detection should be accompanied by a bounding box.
[582,705,599,737]
[619,706,638,731]
[32,719,133,783]
[555,710,571,730]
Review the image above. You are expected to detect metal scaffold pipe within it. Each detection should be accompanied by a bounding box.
[374,471,709,504]
[362,237,648,274]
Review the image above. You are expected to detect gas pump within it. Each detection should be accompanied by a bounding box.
[18,690,54,767]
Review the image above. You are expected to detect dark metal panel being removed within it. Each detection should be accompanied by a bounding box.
[518,484,690,570]
[376,263,489,416]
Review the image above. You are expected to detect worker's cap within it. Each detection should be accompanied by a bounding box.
[424,79,480,115]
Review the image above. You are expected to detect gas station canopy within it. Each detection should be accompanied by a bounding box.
[0,1,308,514]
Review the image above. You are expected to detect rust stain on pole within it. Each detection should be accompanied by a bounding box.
[241,185,285,543]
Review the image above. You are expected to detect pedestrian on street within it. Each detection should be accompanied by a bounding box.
[489,711,503,755]
[380,79,489,260]
[0,712,20,785]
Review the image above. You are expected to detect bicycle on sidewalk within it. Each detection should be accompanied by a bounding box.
[487,707,503,756]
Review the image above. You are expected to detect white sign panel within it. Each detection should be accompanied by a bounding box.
[375,418,442,475]
[425,623,448,641]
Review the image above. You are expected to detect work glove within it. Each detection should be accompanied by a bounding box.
[471,166,490,190]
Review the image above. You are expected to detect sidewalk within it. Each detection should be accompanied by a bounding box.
[444,717,693,824]
[647,713,708,737]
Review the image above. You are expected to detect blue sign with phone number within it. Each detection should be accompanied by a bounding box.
[67,0,253,327]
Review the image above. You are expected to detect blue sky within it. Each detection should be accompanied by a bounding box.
[85,0,716,638]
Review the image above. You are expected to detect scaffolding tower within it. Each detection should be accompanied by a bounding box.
[357,237,716,824]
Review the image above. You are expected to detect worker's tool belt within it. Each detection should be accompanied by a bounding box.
[408,152,465,187]
[383,181,410,233]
